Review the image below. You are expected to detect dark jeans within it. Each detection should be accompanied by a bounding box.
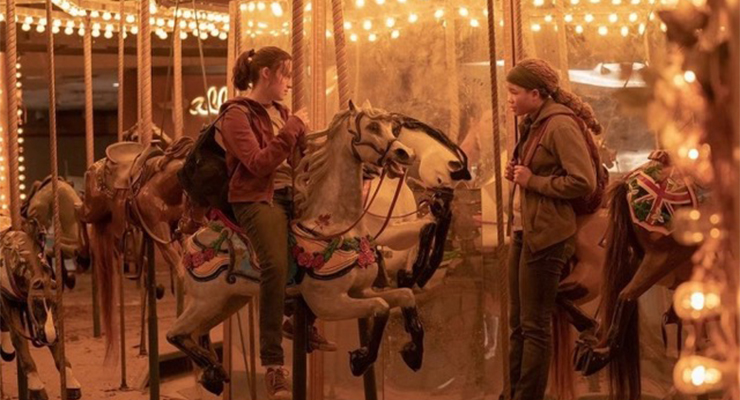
[507,231,575,400]
[232,189,293,366]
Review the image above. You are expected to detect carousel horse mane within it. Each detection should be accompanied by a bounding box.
[293,106,394,215]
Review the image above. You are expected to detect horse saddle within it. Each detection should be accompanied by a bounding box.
[104,142,163,190]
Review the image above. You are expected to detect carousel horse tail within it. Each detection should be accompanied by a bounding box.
[549,308,575,400]
[601,177,642,400]
[90,221,119,363]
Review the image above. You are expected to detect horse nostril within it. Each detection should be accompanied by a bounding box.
[448,161,463,171]
[394,149,410,162]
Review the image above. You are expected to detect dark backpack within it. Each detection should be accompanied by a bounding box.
[178,105,245,214]
[522,113,608,215]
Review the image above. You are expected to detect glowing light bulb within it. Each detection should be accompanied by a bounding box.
[684,70,696,83]
[434,9,444,19]
[103,12,112,20]
[531,23,541,31]
[350,33,358,41]
[180,31,188,40]
[638,23,646,34]
[584,14,594,23]
[363,20,372,30]
[64,26,74,35]
[609,13,618,23]
[629,13,638,22]
[368,33,377,41]
[674,356,725,394]
[104,30,113,38]
[570,0,579,5]
[458,7,469,17]
[35,24,44,33]
[534,0,545,5]
[344,21,352,29]
[408,13,418,23]
[470,18,480,27]
[376,0,385,4]
[271,2,283,17]
[21,23,31,32]
[385,17,395,28]
[391,29,400,39]
[621,26,629,36]
[356,0,365,7]
[674,281,723,320]
[126,14,135,23]
[575,25,584,34]
[564,14,573,22]
[257,2,266,11]
[598,26,607,35]
[544,14,553,23]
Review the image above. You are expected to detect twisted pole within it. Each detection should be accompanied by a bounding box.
[488,0,509,397]
[5,0,20,230]
[173,23,183,139]
[45,0,68,398]
[292,0,305,112]
[330,0,350,108]
[444,15,460,142]
[140,0,152,146]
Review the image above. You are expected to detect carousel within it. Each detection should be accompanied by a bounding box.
[0,0,736,398]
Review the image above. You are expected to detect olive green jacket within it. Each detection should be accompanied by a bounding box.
[512,99,596,253]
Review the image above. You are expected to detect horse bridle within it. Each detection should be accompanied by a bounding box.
[346,112,399,167]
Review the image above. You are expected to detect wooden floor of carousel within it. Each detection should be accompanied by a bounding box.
[0,251,701,399]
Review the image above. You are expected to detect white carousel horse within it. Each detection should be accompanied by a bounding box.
[362,115,470,289]
[166,100,421,395]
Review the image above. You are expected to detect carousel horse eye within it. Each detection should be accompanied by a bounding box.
[32,280,43,291]
[366,122,381,134]
[448,161,464,171]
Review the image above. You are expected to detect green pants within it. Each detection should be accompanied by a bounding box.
[507,231,575,400]
[232,189,293,366]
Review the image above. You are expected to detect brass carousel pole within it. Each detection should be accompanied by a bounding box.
[291,0,308,395]
[82,14,103,342]
[444,6,460,143]
[117,0,128,390]
[5,0,27,395]
[331,0,350,107]
[487,0,509,396]
[45,0,68,398]
[173,22,183,141]
[223,3,237,399]
[138,0,158,398]
[309,0,326,396]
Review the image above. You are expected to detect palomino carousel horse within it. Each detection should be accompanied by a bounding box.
[78,134,199,359]
[21,176,88,289]
[0,230,82,400]
[167,101,426,395]
[362,114,471,289]
[573,151,700,400]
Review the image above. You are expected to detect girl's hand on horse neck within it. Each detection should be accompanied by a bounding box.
[293,109,310,131]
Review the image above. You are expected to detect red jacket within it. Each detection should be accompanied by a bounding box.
[219,97,305,204]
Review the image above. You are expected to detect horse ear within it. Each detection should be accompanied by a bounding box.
[361,99,372,109]
[348,100,356,112]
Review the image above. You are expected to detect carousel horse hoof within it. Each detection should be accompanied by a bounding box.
[156,284,165,300]
[65,273,77,290]
[1,349,15,362]
[74,253,91,273]
[66,388,82,400]
[349,347,374,377]
[400,341,423,371]
[200,365,229,395]
[30,389,49,400]
[581,348,611,376]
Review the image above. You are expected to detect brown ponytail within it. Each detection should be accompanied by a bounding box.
[232,46,291,91]
[506,58,603,135]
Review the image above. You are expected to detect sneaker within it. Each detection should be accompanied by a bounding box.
[265,367,291,400]
[282,319,338,352]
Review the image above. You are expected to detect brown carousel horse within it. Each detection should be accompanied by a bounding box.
[572,151,700,400]
[0,230,82,400]
[78,133,200,360]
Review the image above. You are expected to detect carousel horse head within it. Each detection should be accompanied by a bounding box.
[392,113,471,189]
[0,230,58,347]
[346,100,415,175]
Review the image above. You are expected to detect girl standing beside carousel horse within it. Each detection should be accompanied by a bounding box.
[504,58,602,400]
